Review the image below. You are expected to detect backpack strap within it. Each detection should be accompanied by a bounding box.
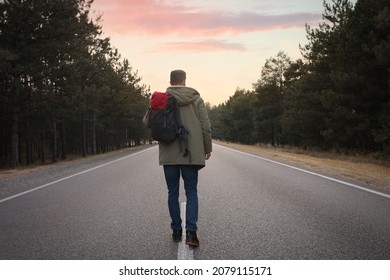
[177,125,190,160]
[169,94,190,159]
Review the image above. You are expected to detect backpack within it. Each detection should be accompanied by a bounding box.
[147,91,189,157]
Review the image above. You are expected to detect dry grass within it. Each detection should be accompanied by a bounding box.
[215,140,390,193]
[0,156,82,181]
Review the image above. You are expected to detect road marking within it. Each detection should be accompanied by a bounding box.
[0,147,156,204]
[216,144,390,199]
[177,202,194,260]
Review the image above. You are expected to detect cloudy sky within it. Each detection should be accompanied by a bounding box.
[92,0,356,105]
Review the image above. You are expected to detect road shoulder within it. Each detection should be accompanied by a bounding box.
[214,140,390,194]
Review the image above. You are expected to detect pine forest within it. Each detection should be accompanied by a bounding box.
[1,0,389,169]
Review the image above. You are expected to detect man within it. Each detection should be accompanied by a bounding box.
[159,70,212,247]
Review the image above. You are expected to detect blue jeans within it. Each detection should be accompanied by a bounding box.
[163,165,199,232]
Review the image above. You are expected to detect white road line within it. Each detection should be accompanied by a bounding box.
[177,202,194,260]
[0,147,156,204]
[216,144,390,200]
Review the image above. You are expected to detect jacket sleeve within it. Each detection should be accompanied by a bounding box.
[197,97,212,153]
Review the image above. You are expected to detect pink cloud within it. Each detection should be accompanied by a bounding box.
[147,40,247,53]
[93,0,322,36]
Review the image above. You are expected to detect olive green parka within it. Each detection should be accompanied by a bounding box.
[158,86,212,167]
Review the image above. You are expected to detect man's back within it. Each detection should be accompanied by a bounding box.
[159,86,212,167]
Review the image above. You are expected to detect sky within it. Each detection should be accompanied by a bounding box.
[91,0,355,106]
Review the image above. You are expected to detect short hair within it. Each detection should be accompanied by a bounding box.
[170,70,186,85]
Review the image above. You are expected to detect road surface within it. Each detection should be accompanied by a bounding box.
[0,144,389,259]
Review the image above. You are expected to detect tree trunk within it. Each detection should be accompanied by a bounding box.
[60,122,66,160]
[40,127,45,163]
[82,115,87,158]
[10,80,20,168]
[0,117,7,159]
[26,120,32,165]
[52,121,57,163]
[92,113,97,155]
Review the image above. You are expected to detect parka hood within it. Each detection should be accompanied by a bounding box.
[166,86,200,106]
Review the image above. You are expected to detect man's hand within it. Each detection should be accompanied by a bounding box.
[205,153,211,160]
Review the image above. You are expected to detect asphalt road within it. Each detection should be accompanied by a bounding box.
[0,144,389,260]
